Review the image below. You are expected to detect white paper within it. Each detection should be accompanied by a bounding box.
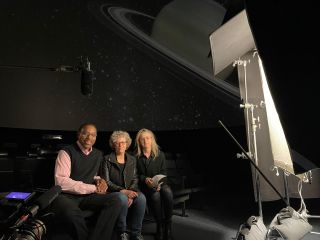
[152,174,167,188]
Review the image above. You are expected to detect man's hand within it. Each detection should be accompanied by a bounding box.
[95,178,108,194]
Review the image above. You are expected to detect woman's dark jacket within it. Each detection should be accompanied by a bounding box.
[100,152,139,192]
[136,151,167,188]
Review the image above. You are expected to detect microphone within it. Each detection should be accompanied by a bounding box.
[13,185,62,228]
[54,57,95,96]
[80,58,94,96]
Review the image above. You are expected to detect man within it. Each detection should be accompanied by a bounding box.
[52,123,122,240]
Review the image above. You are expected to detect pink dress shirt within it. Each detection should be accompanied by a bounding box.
[54,141,98,194]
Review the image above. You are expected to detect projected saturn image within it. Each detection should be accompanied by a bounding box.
[88,0,241,98]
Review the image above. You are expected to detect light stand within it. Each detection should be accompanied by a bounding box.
[209,8,318,239]
[218,120,287,240]
[240,100,263,218]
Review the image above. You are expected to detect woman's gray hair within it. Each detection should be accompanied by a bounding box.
[109,130,132,150]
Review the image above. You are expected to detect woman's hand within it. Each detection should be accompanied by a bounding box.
[127,198,133,207]
[120,189,138,199]
[145,177,154,188]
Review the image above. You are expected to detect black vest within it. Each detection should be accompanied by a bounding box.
[63,143,102,184]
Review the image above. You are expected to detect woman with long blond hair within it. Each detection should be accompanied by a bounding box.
[135,128,174,240]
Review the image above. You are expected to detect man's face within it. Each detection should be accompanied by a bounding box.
[78,125,97,150]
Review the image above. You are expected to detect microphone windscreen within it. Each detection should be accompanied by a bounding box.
[35,185,62,210]
[81,69,94,96]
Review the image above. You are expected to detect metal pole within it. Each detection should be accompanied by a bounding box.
[282,170,290,206]
[249,104,263,218]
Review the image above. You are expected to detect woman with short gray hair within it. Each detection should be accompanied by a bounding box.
[100,130,146,240]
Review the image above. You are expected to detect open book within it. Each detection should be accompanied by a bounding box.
[152,174,167,188]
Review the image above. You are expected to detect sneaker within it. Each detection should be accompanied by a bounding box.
[119,232,129,240]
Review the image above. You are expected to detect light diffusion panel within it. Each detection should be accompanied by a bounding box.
[210,10,294,201]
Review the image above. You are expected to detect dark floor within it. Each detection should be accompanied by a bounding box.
[49,190,320,240]
[3,190,319,240]
[140,194,320,240]
[158,191,320,240]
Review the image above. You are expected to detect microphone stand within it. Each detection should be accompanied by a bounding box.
[0,64,78,72]
[0,56,89,73]
[0,65,56,71]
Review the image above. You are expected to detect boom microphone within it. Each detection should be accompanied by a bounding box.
[81,68,94,96]
[55,57,95,96]
[13,185,62,228]
[80,58,94,96]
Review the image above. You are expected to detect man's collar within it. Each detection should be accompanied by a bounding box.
[76,141,92,155]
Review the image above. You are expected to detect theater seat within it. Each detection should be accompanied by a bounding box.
[165,152,190,217]
[165,152,206,217]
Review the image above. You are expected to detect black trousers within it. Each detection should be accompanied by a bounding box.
[51,192,122,240]
[144,184,173,223]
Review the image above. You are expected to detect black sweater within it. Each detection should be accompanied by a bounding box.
[63,143,103,184]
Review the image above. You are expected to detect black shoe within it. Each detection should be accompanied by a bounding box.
[119,232,129,240]
[156,222,164,240]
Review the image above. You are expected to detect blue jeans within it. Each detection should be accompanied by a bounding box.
[116,191,146,237]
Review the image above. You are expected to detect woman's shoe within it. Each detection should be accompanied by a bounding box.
[164,221,173,240]
[119,232,129,240]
